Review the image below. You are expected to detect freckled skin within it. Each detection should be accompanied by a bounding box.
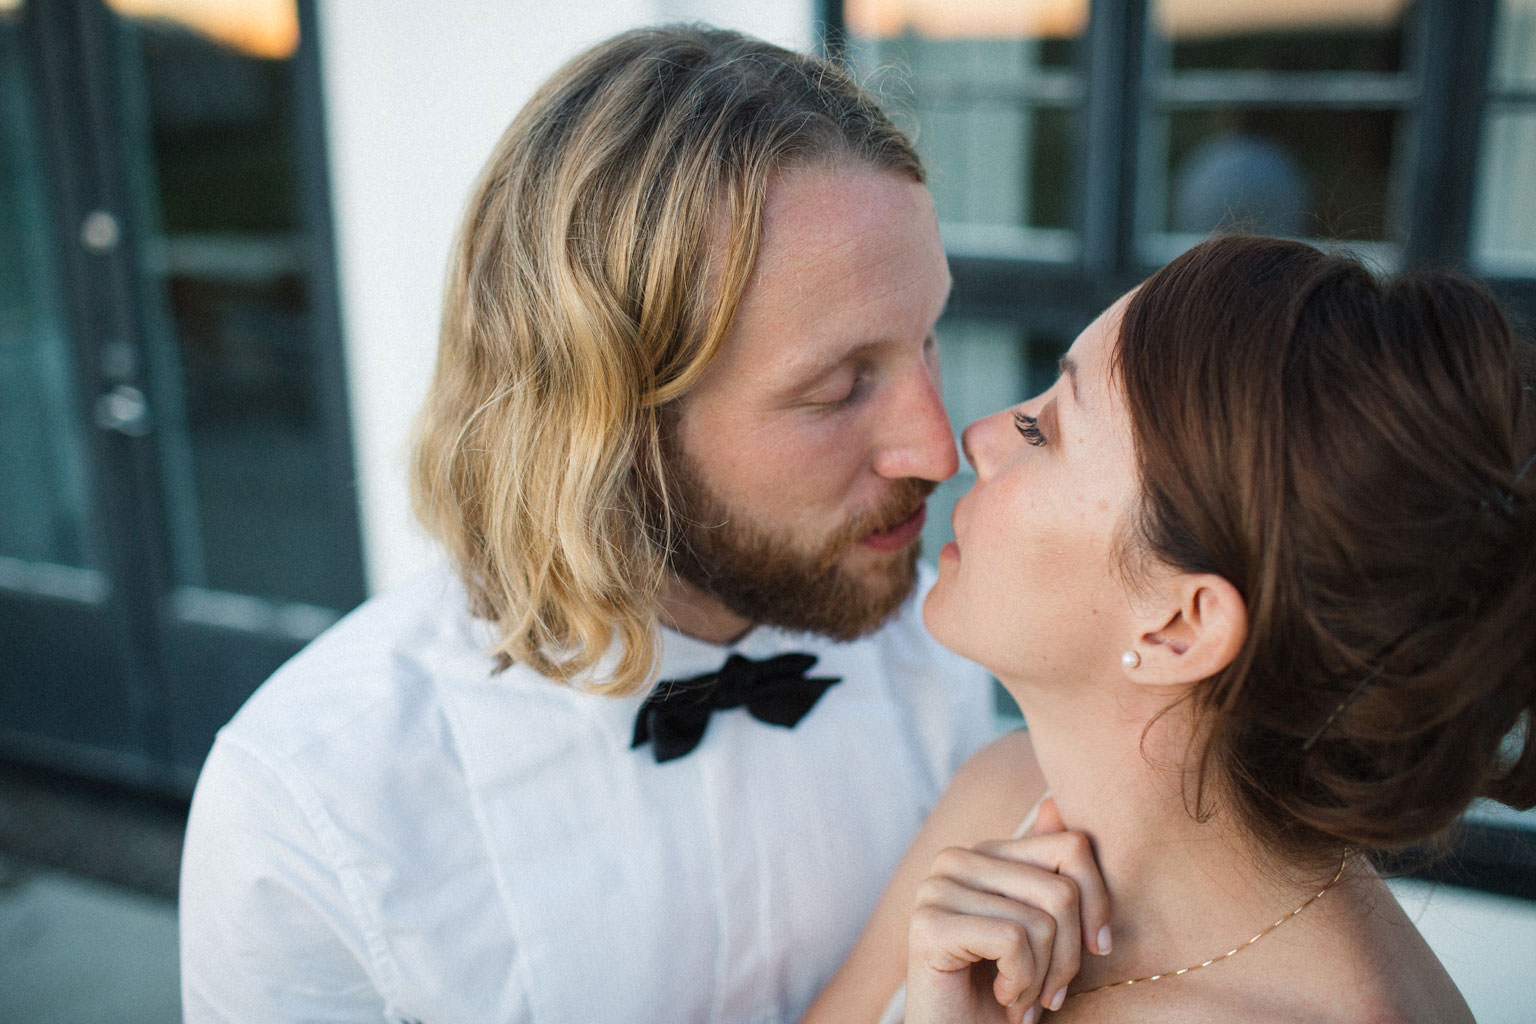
[925,294,1142,687]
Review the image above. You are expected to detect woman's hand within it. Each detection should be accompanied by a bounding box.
[902,798,1111,1024]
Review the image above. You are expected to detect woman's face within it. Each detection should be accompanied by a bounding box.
[923,291,1144,688]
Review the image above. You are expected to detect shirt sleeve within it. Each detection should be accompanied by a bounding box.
[179,735,388,1023]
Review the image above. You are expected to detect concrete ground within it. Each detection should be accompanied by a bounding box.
[0,856,178,1023]
[0,760,184,1023]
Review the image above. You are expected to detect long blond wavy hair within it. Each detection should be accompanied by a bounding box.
[411,25,924,696]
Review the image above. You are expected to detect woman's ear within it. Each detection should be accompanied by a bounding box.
[1127,574,1248,685]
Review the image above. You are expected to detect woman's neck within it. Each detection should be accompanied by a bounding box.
[1015,689,1342,991]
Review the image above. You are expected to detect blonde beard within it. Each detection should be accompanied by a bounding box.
[662,448,931,640]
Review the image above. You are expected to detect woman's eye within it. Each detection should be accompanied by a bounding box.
[1013,411,1046,447]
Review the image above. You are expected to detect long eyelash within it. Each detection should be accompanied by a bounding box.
[1013,411,1046,447]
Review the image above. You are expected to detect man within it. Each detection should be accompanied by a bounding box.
[179,25,994,1023]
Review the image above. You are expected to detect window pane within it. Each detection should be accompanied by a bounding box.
[1155,108,1403,241]
[844,1,1087,250]
[1474,111,1536,271]
[1494,0,1536,88]
[1151,0,1411,73]
[0,7,101,572]
[104,2,355,609]
[922,100,1073,231]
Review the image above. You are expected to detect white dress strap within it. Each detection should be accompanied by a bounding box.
[1010,790,1051,838]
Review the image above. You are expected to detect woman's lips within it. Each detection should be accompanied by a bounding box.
[861,502,927,553]
[940,499,965,563]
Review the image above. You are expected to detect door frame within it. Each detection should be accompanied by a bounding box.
[1,0,363,794]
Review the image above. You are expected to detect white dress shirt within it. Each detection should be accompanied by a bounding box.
[179,564,994,1023]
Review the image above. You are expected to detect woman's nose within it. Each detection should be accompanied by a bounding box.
[960,407,1012,479]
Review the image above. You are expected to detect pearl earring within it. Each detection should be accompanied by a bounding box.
[1121,650,1141,669]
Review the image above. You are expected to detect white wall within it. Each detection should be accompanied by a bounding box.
[317,1,814,592]
[1388,879,1536,1024]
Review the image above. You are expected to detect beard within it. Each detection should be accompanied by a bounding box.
[660,441,934,642]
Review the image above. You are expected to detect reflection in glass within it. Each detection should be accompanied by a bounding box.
[1158,109,1401,241]
[846,0,1086,66]
[105,2,353,609]
[1474,112,1536,270]
[106,0,299,59]
[1493,0,1536,87]
[0,7,100,570]
[843,1,1085,246]
[1171,132,1310,235]
[1151,0,1410,73]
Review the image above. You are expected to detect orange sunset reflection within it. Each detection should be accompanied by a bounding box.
[846,0,1408,40]
[107,0,298,58]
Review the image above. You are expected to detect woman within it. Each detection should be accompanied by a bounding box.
[806,235,1536,1023]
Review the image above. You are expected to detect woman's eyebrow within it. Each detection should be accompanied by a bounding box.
[1058,355,1081,405]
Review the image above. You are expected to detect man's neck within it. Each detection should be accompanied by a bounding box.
[659,575,755,645]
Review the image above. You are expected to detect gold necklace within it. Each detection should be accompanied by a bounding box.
[1069,851,1351,999]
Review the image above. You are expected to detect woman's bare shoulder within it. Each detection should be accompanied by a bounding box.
[929,727,1048,846]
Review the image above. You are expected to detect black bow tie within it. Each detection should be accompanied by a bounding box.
[631,652,841,763]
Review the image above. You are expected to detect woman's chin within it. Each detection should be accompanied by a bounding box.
[919,587,959,653]
[920,590,991,671]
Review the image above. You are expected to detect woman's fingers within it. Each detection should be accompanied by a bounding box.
[926,843,1084,1011]
[1027,798,1113,957]
[905,814,1114,1020]
[909,870,1057,1011]
[906,897,1044,1024]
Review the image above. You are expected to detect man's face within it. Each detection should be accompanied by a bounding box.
[663,162,958,641]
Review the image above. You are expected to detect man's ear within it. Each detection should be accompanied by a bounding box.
[1128,574,1248,686]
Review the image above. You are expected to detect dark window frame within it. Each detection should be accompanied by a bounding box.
[820,0,1536,900]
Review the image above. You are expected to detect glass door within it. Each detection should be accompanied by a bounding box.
[0,0,363,793]
[0,1,147,777]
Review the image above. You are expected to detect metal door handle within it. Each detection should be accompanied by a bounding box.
[95,384,152,437]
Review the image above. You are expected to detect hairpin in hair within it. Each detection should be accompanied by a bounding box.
[1480,451,1534,519]
[1306,629,1423,751]
[1303,663,1386,752]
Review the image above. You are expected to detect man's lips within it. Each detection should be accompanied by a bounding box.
[861,502,927,553]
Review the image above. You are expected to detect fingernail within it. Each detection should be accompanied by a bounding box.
[1048,986,1067,1011]
[1097,924,1113,955]
[1020,1005,1040,1024]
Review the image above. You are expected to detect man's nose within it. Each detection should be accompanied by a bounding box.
[871,362,959,483]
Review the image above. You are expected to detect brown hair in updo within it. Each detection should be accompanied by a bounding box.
[1114,234,1536,863]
